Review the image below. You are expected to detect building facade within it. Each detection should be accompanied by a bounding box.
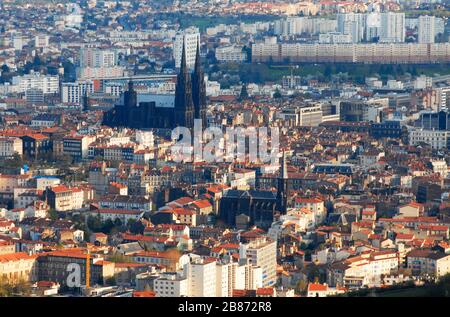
[239,237,277,288]
[0,137,23,158]
[173,28,200,69]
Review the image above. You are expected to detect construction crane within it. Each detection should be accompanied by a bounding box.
[86,250,90,289]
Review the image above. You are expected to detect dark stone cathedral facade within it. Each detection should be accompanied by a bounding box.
[102,45,207,130]
[219,152,289,229]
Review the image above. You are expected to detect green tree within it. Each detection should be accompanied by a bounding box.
[87,215,103,232]
[48,209,59,221]
[14,279,32,296]
[107,252,135,263]
[102,219,115,234]
[0,278,13,297]
[238,84,249,101]
[113,218,122,228]
[33,54,42,68]
[128,219,145,234]
[0,277,32,297]
[324,64,333,79]
[242,45,251,62]
[1,64,9,73]
[0,153,23,169]
[273,88,282,99]
[295,280,308,295]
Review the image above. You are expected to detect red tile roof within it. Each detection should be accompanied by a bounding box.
[308,283,328,292]
[0,252,36,263]
[192,199,212,209]
[133,291,156,297]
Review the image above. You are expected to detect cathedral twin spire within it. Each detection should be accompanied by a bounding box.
[174,39,207,129]
[192,42,207,127]
[277,151,289,214]
[174,43,195,129]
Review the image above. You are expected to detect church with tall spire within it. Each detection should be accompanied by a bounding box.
[102,41,206,130]
[191,43,207,127]
[174,43,195,129]
[276,151,289,214]
[218,151,290,229]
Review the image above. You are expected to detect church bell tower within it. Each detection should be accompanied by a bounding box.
[277,151,289,214]
[174,41,195,129]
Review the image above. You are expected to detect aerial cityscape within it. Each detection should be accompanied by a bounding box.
[1,0,450,300]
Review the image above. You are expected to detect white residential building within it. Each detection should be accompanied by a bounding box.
[153,272,189,297]
[215,262,233,297]
[79,47,117,68]
[239,237,277,287]
[274,16,311,36]
[294,197,326,224]
[184,258,217,297]
[104,83,124,96]
[418,15,435,44]
[414,75,433,90]
[154,259,262,297]
[328,250,399,288]
[46,185,87,212]
[268,208,315,239]
[407,249,450,277]
[173,27,200,69]
[435,86,450,111]
[24,201,49,218]
[61,80,94,104]
[366,12,381,42]
[380,12,405,43]
[431,160,448,177]
[12,34,27,51]
[215,45,247,62]
[12,72,59,94]
[319,32,353,44]
[409,128,449,150]
[77,66,125,80]
[5,208,25,222]
[90,209,144,223]
[337,13,366,43]
[0,137,23,158]
[35,35,50,48]
[135,130,154,148]
[34,177,61,191]
[63,134,96,160]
